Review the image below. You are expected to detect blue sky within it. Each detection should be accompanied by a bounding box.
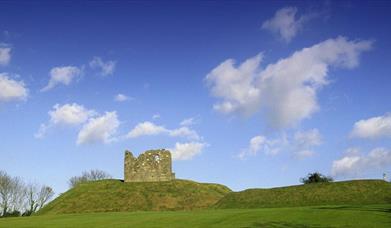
[1,1,391,194]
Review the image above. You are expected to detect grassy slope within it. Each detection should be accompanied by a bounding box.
[37,179,231,215]
[216,180,391,209]
[1,205,391,227]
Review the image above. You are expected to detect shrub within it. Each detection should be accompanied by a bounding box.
[300,172,333,184]
[1,210,21,218]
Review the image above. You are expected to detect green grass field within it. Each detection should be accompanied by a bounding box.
[1,204,390,227]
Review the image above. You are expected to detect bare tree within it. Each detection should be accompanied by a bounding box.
[0,170,12,216]
[25,183,54,215]
[37,186,54,210]
[0,171,25,216]
[1,171,55,217]
[69,169,112,188]
[88,170,111,180]
[26,184,39,214]
[9,177,25,214]
[68,176,88,189]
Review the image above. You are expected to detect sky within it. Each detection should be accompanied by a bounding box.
[1,1,391,195]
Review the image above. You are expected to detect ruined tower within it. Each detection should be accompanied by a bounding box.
[124,149,175,182]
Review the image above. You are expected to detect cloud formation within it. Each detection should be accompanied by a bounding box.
[206,37,372,129]
[126,121,200,140]
[35,103,96,138]
[127,120,205,160]
[49,103,96,125]
[293,128,322,158]
[89,57,116,76]
[36,103,120,144]
[0,73,28,102]
[169,142,206,160]
[77,111,120,145]
[332,147,391,177]
[206,54,263,116]
[351,113,391,139]
[239,134,288,159]
[169,127,200,141]
[180,117,196,126]
[0,44,11,66]
[41,66,81,91]
[239,129,322,159]
[152,114,160,120]
[262,7,314,43]
[114,94,132,102]
[127,121,168,138]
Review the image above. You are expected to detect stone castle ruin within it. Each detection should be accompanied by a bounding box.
[124,149,175,182]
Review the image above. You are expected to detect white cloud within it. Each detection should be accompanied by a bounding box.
[169,126,200,141]
[127,120,205,160]
[206,54,263,116]
[262,7,314,43]
[293,128,322,158]
[48,103,96,125]
[294,129,322,147]
[41,66,81,91]
[351,113,391,139]
[127,121,201,141]
[169,142,206,160]
[0,44,11,66]
[239,134,287,159]
[114,94,131,102]
[89,57,116,76]
[152,114,160,120]
[0,73,28,102]
[239,129,322,159]
[35,103,96,138]
[332,147,391,177]
[249,135,266,154]
[77,111,120,145]
[180,118,196,126]
[206,37,372,129]
[34,123,50,139]
[127,121,169,138]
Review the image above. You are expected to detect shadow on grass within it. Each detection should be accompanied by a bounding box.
[314,205,391,214]
[249,221,331,228]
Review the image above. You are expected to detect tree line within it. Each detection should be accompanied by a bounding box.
[0,170,54,217]
[68,169,112,188]
[0,169,112,218]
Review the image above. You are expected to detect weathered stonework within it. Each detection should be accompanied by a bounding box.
[124,149,175,182]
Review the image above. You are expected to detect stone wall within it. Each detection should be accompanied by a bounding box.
[124,149,175,182]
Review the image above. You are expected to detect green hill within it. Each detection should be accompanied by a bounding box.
[38,179,231,215]
[215,180,391,209]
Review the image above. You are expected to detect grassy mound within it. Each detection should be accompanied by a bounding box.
[216,180,391,209]
[38,179,231,215]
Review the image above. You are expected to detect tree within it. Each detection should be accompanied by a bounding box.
[300,172,333,184]
[9,177,25,214]
[25,184,54,216]
[0,171,25,216]
[1,170,55,217]
[0,171,13,216]
[68,169,111,188]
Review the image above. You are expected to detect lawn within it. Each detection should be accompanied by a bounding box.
[1,204,390,227]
